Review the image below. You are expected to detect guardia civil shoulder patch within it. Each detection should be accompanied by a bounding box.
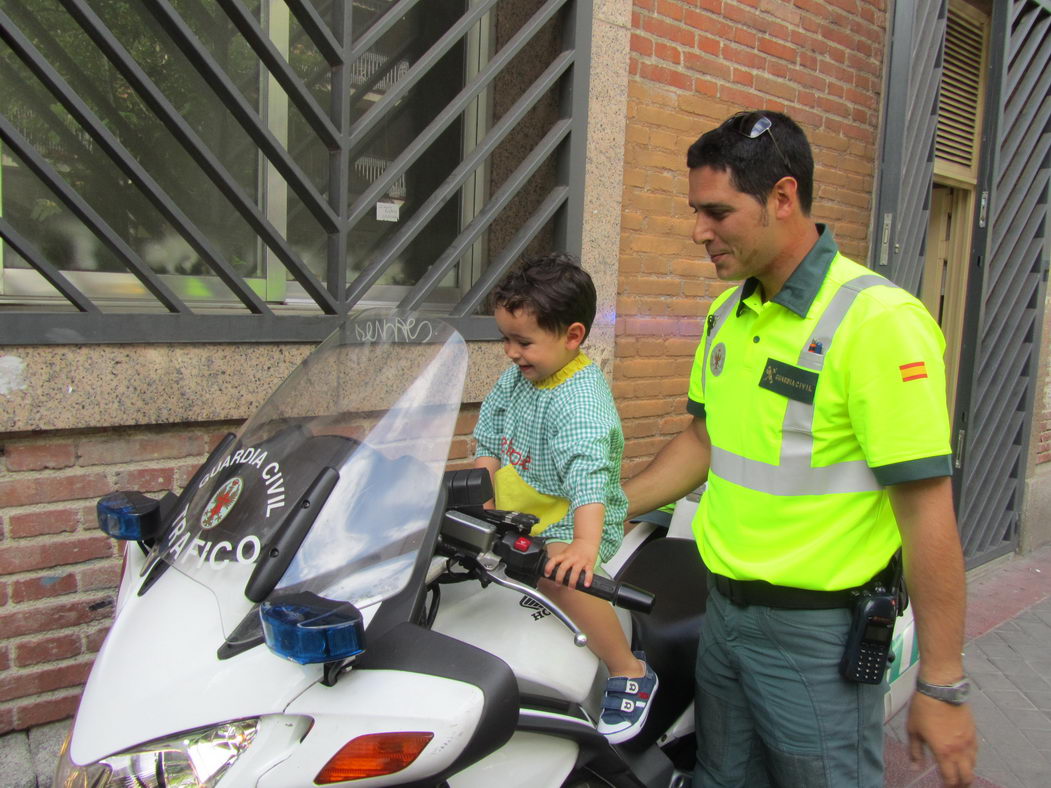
[710,343,726,376]
[899,361,928,382]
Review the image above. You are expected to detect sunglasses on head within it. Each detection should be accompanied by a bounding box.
[730,112,790,168]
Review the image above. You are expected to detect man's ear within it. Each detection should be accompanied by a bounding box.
[565,322,586,349]
[771,176,800,220]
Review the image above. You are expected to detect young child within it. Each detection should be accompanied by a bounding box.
[473,253,658,744]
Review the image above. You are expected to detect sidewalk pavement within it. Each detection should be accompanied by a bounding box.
[4,544,1051,787]
[885,542,1051,787]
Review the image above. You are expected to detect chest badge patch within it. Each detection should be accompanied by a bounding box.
[201,476,243,530]
[710,342,726,376]
[758,358,819,404]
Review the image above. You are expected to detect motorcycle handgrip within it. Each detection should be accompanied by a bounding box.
[575,574,655,614]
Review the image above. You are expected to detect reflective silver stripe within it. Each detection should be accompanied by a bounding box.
[701,287,743,393]
[709,271,897,496]
[710,446,882,495]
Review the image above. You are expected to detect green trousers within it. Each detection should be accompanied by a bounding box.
[693,581,887,787]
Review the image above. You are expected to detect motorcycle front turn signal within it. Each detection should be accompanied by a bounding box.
[315,732,434,783]
[260,591,365,664]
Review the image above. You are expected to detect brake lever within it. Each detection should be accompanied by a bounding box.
[485,565,588,648]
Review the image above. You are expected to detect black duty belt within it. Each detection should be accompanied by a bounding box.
[712,573,856,609]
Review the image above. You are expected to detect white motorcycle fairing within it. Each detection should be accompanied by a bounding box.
[69,563,319,766]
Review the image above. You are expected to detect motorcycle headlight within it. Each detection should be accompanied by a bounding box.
[55,719,258,787]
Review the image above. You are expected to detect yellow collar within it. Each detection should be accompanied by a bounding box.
[534,352,592,390]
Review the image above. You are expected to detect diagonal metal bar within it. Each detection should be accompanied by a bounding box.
[346,0,423,63]
[399,119,572,311]
[214,0,340,149]
[347,0,569,229]
[344,50,575,305]
[284,0,342,66]
[0,14,273,314]
[453,186,570,317]
[347,0,501,151]
[0,114,189,313]
[0,218,99,313]
[345,37,414,128]
[54,0,339,314]
[140,0,339,231]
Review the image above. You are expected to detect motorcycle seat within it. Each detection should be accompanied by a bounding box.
[614,536,709,752]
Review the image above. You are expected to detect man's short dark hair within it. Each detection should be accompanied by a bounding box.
[490,252,597,340]
[686,111,815,214]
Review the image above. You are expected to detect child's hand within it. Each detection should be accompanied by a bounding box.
[545,539,600,589]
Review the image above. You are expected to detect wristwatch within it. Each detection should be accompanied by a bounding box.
[915,676,971,705]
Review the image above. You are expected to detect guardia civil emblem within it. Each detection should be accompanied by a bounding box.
[201,477,243,530]
[710,342,726,376]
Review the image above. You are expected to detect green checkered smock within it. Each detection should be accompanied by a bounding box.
[474,353,627,563]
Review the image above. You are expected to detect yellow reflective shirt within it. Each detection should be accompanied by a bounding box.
[687,227,952,590]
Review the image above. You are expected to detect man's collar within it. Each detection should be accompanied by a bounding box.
[738,224,839,318]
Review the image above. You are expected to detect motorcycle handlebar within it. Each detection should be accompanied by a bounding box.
[566,572,655,614]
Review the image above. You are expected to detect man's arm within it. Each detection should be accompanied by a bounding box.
[888,475,977,787]
[622,416,711,519]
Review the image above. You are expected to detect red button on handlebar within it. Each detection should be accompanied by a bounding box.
[513,537,531,552]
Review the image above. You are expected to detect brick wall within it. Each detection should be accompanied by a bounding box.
[0,426,229,733]
[0,410,481,734]
[616,0,888,475]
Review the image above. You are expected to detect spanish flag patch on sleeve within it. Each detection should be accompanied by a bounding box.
[899,361,928,382]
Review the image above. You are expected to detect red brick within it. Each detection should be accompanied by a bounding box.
[114,467,175,492]
[0,660,93,702]
[656,0,684,21]
[4,443,76,472]
[0,596,114,639]
[11,573,78,604]
[654,41,682,64]
[639,62,694,91]
[77,433,209,466]
[620,399,674,419]
[447,438,470,461]
[630,32,654,56]
[85,624,111,653]
[8,508,79,539]
[14,692,80,730]
[0,706,13,735]
[757,36,798,63]
[0,535,112,574]
[14,633,83,667]
[0,645,9,671]
[0,473,111,508]
[641,14,696,47]
[76,558,124,593]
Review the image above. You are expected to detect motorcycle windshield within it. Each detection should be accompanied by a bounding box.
[148,313,468,636]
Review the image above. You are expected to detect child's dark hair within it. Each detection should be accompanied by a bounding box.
[491,252,597,340]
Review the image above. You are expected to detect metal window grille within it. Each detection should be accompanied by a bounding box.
[0,0,592,343]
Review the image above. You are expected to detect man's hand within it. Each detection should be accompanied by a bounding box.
[545,539,600,589]
[905,692,977,786]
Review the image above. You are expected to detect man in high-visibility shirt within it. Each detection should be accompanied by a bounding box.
[623,111,977,787]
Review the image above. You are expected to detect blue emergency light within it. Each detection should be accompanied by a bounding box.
[260,592,365,665]
[97,491,163,541]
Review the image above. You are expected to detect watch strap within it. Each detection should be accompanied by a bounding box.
[915,676,971,705]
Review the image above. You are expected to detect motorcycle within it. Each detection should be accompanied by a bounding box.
[54,312,710,788]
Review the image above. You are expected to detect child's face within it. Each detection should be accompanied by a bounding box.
[494,306,583,382]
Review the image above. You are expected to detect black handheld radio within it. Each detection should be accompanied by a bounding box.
[839,591,897,684]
